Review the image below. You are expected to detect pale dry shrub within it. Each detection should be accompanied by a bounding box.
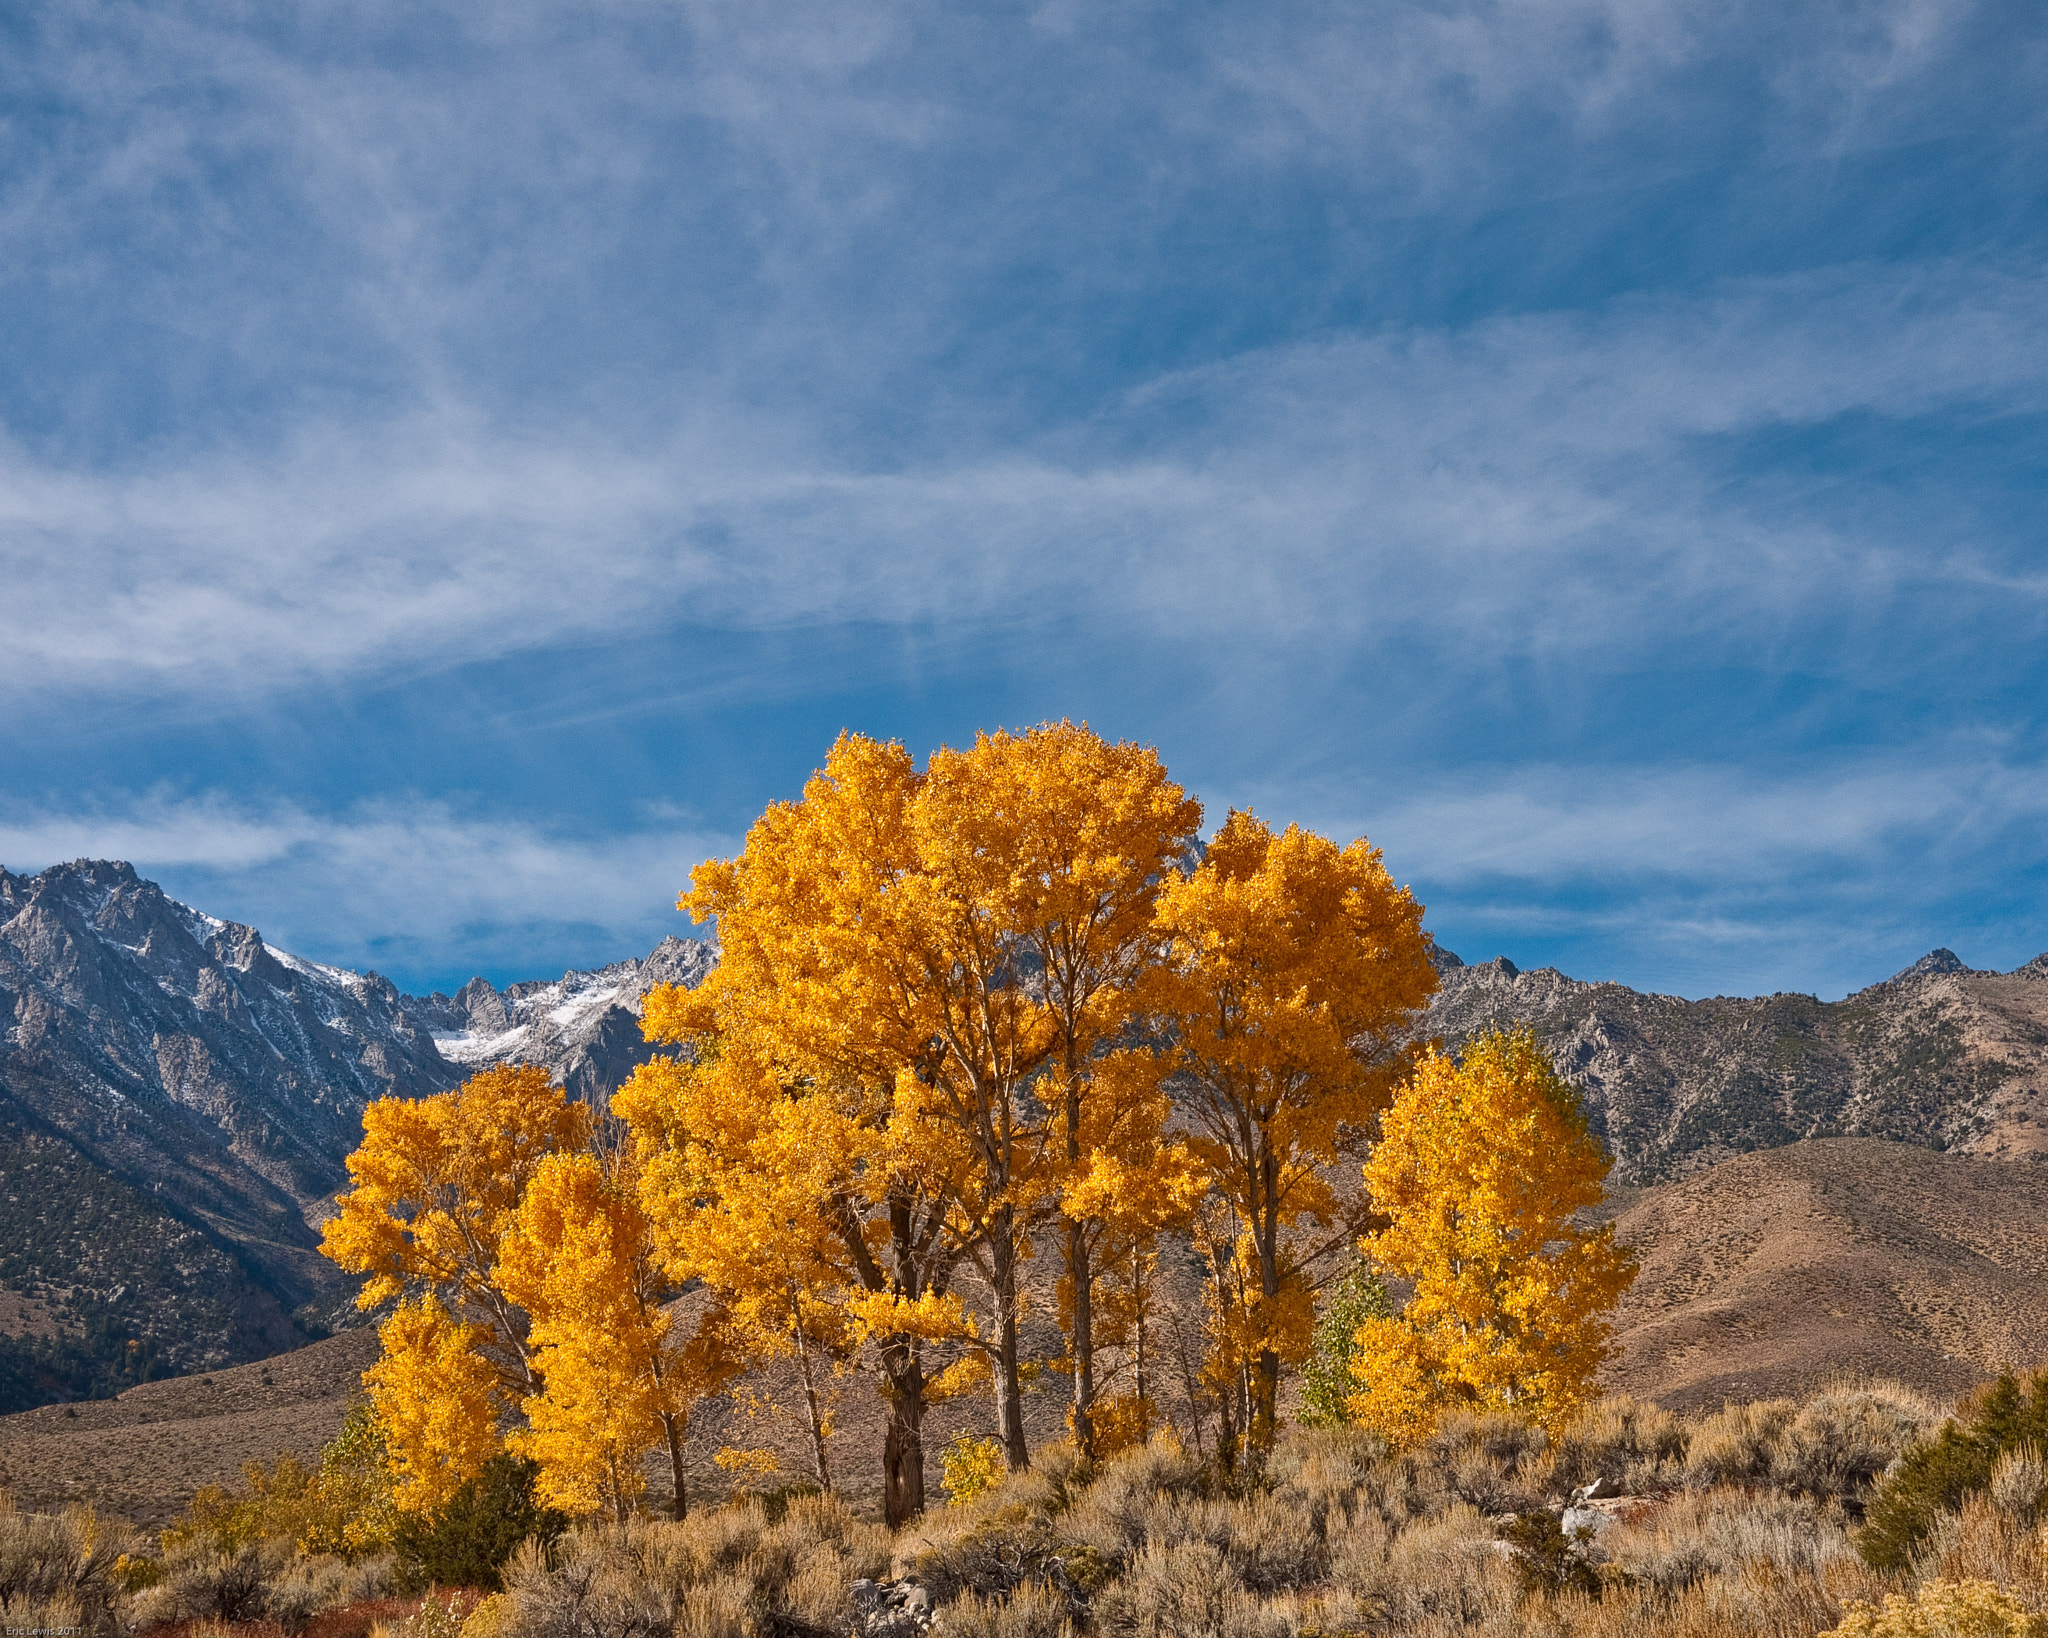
[1321,1503,1393,1595]
[131,1533,293,1625]
[497,1493,887,1638]
[1685,1401,1799,1489]
[499,1530,678,1638]
[1271,1433,1433,1537]
[1610,1487,1857,1592]
[1992,1445,2048,1523]
[1056,1435,1209,1566]
[1911,1492,2048,1600]
[1417,1411,1555,1515]
[1770,1384,1942,1507]
[1089,1539,1288,1638]
[671,1576,748,1638]
[1356,1503,1517,1629]
[1141,1492,1325,1596]
[1426,1410,1549,1475]
[672,1499,771,1582]
[942,1581,1076,1638]
[1553,1395,1688,1493]
[0,1500,120,1637]
[267,1553,397,1632]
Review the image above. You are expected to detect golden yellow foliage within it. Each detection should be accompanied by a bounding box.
[1152,810,1436,1456]
[321,1063,588,1379]
[631,723,1202,1516]
[1350,1029,1637,1443]
[323,1064,726,1520]
[496,1149,727,1520]
[363,1297,503,1513]
[712,1446,782,1494]
[940,1433,1007,1505]
[1825,1579,2048,1636]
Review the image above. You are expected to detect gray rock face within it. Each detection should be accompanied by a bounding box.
[407,936,716,1104]
[1423,946,2048,1183]
[0,860,465,1378]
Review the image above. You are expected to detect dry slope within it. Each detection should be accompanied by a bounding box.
[1603,1136,2048,1409]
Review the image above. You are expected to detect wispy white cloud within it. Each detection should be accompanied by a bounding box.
[1356,753,2048,887]
[3,260,2043,702]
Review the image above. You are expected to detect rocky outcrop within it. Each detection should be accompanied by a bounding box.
[1424,947,2048,1183]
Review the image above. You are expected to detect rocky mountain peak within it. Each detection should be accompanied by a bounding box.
[1892,948,1974,982]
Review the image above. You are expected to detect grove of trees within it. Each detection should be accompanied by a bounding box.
[320,722,1634,1528]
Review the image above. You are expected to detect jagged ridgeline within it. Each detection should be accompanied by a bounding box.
[0,861,711,1409]
[1429,947,2048,1183]
[1,858,2044,1412]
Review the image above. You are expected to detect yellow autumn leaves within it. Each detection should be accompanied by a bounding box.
[1349,1031,1637,1441]
[321,721,1635,1526]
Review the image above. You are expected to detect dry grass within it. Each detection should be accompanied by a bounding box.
[10,1370,2041,1637]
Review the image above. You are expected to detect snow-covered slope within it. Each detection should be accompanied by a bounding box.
[408,937,716,1104]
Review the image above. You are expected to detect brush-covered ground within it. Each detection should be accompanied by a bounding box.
[14,1375,2048,1638]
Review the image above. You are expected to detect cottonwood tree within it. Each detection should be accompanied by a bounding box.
[939,723,1201,1458]
[496,1146,735,1520]
[631,723,1203,1504]
[1152,811,1437,1461]
[322,1066,726,1519]
[1348,1028,1637,1442]
[321,1065,586,1509]
[614,1028,868,1501]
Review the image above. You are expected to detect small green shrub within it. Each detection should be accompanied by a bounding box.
[1502,1509,1602,1599]
[394,1454,569,1593]
[1859,1371,2048,1571]
[1299,1261,1391,1429]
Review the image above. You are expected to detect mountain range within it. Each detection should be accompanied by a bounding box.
[0,856,2043,1412]
[0,860,709,1404]
[1429,946,2048,1182]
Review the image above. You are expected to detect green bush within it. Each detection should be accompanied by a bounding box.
[1298,1261,1391,1428]
[1502,1509,1601,1599]
[1858,1371,2048,1571]
[394,1454,569,1593]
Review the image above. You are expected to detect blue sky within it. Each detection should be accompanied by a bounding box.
[2,0,2045,1001]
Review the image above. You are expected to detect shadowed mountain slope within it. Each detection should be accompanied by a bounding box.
[0,860,714,1405]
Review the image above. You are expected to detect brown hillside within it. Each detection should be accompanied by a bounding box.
[1603,1136,2048,1409]
[0,1326,380,1527]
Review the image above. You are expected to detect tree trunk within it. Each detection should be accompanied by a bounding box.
[1132,1242,1148,1438]
[1065,1062,1096,1461]
[990,1212,1031,1470]
[660,1410,689,1519]
[792,1304,834,1492]
[881,1342,928,1527]
[1068,1219,1095,1459]
[1250,1145,1283,1454]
